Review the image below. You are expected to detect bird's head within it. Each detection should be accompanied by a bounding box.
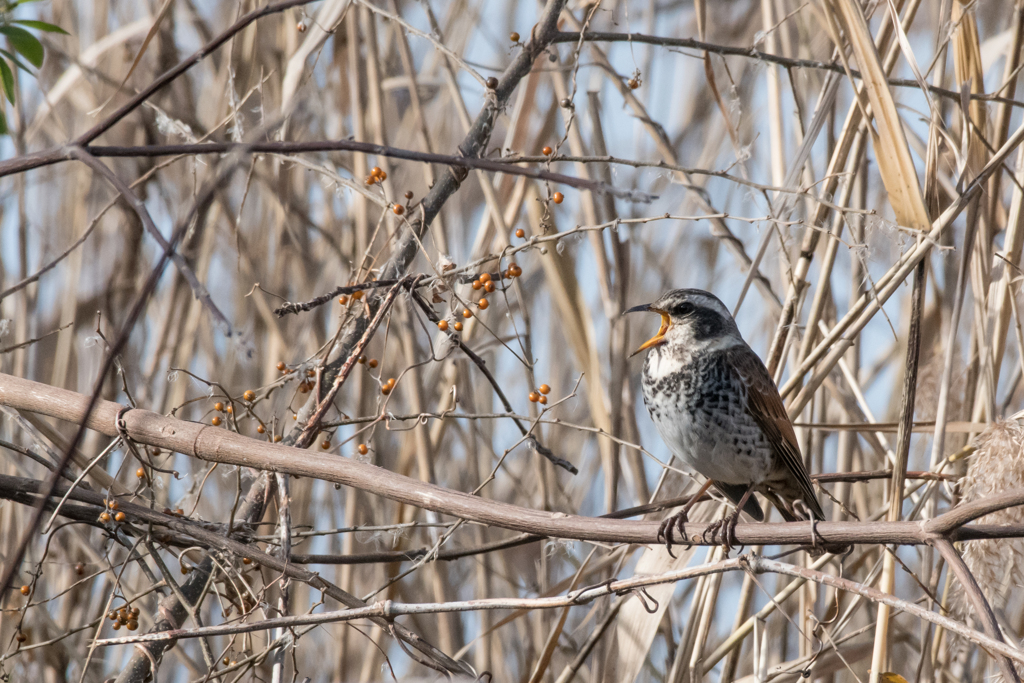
[625,289,741,357]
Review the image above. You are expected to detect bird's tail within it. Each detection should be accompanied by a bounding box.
[713,482,765,522]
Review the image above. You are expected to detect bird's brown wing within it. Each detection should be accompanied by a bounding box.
[725,345,825,520]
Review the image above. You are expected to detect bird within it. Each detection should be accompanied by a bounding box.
[626,288,825,553]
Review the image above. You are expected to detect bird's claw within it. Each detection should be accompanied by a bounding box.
[703,510,742,555]
[656,510,692,558]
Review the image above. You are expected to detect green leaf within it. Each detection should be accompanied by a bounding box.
[0,26,43,67]
[0,58,15,104]
[12,20,69,35]
[0,48,32,75]
[0,108,8,136]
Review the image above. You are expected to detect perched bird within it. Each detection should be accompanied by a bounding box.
[627,288,825,552]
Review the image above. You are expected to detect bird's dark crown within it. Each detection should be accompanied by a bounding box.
[650,289,739,342]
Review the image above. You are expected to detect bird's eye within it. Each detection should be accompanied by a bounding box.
[675,303,693,316]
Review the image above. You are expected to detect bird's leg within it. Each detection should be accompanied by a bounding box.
[657,479,714,557]
[702,485,756,555]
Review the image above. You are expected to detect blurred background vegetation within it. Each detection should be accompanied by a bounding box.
[2,0,1024,681]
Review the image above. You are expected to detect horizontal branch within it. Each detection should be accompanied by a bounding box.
[89,554,1024,667]
[75,140,653,202]
[549,31,1024,110]
[0,372,1022,547]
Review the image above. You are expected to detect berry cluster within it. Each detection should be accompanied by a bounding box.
[528,384,552,405]
[365,166,387,185]
[107,604,140,631]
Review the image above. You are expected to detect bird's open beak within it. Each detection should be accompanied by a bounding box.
[625,304,670,357]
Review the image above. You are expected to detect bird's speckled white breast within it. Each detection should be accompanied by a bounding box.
[642,339,772,486]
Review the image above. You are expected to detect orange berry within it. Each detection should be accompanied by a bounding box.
[515,228,525,238]
[242,557,252,565]
[214,402,224,412]
[528,392,540,403]
[479,273,492,283]
[109,500,118,510]
[484,281,495,293]
[478,298,489,310]
[243,390,255,402]
[127,620,138,631]
[276,361,286,371]
[438,320,449,331]
[358,356,366,364]
[379,170,387,180]
[321,440,331,450]
[510,31,520,42]
[386,378,396,388]
[352,290,363,300]
[19,585,29,596]
[453,322,463,331]
[112,621,121,630]
[115,511,126,522]
[211,416,222,426]
[368,359,378,368]
[256,424,266,434]
[405,191,414,199]
[298,382,310,393]
[539,395,548,404]
[486,76,499,89]
[463,308,473,318]
[539,384,551,394]
[136,467,146,478]
[99,512,111,523]
[358,444,369,455]
[627,78,639,90]
[226,405,233,414]
[181,565,190,575]
[75,562,85,575]
[510,264,522,277]
[542,146,553,156]
[393,204,405,216]
[175,508,184,515]
[338,295,348,305]
[365,175,376,185]
[274,435,282,442]
[381,385,392,395]
[552,192,564,204]
[297,21,306,32]
[472,280,482,290]
[371,167,382,178]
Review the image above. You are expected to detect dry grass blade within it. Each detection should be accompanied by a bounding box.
[825,0,930,231]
